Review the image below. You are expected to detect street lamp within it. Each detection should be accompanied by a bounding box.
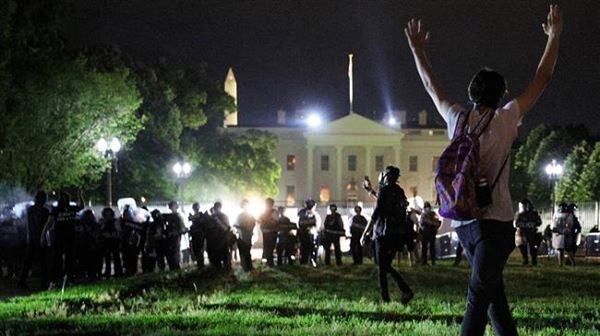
[172,161,192,211]
[96,137,121,208]
[545,159,563,218]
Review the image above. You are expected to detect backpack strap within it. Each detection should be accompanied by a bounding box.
[490,153,510,191]
[452,110,472,139]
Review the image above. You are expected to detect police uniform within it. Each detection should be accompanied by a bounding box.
[419,210,441,265]
[19,202,50,288]
[515,209,542,265]
[349,214,368,265]
[322,212,345,265]
[100,213,123,277]
[235,211,256,271]
[276,214,297,265]
[297,208,318,265]
[259,208,279,267]
[189,211,210,268]
[164,212,186,270]
[50,203,81,282]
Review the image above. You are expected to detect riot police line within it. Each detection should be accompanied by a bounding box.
[1,172,598,297]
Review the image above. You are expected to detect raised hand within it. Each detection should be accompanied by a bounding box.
[405,18,430,51]
[542,4,563,37]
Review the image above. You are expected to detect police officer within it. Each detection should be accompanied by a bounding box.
[349,206,368,265]
[43,192,81,286]
[0,206,23,280]
[322,204,345,266]
[99,207,122,278]
[515,199,542,266]
[234,200,256,271]
[564,203,581,267]
[361,166,414,304]
[121,205,146,275]
[259,198,279,267]
[164,201,186,270]
[189,202,208,269]
[77,209,102,279]
[19,191,50,289]
[298,199,319,267]
[419,202,442,266]
[276,206,297,265]
[142,209,162,272]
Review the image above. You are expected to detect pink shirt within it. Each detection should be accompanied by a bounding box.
[443,100,522,225]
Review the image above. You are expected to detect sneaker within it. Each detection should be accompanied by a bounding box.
[400,291,414,305]
[310,259,317,268]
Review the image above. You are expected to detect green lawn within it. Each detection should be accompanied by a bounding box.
[1,256,599,335]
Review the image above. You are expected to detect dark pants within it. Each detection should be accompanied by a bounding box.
[276,234,295,265]
[238,239,253,271]
[299,230,317,265]
[262,231,277,267]
[165,237,181,271]
[518,228,538,265]
[421,231,437,265]
[350,235,363,265]
[374,236,412,301]
[322,236,342,265]
[103,239,122,277]
[122,243,141,275]
[190,233,205,268]
[455,220,517,336]
[52,232,75,282]
[19,244,49,287]
[454,243,464,265]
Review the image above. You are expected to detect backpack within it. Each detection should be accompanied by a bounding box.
[435,110,494,220]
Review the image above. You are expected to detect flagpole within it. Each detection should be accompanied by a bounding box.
[348,54,353,114]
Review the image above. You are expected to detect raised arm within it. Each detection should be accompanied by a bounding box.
[516,5,562,118]
[405,19,453,119]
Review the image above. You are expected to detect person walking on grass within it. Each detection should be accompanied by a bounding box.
[361,166,414,304]
[406,5,562,335]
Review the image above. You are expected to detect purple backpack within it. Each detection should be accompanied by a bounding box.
[435,110,494,220]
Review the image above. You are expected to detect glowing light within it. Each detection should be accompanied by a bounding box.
[110,138,121,153]
[307,114,322,128]
[545,159,563,178]
[172,162,182,175]
[387,116,397,126]
[182,162,192,175]
[96,138,108,153]
[248,198,265,219]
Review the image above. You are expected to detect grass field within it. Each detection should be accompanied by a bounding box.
[1,256,599,335]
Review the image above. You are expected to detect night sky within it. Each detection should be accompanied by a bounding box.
[66,1,600,136]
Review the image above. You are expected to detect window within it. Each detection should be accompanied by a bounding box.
[409,156,418,172]
[286,155,296,171]
[432,156,440,173]
[321,155,329,171]
[348,155,357,171]
[375,155,384,171]
[319,186,331,203]
[409,186,418,197]
[286,185,295,206]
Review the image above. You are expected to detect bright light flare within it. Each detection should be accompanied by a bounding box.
[182,162,192,175]
[172,162,182,175]
[110,138,121,153]
[248,198,265,219]
[387,116,397,126]
[96,138,108,153]
[306,114,322,128]
[545,159,563,177]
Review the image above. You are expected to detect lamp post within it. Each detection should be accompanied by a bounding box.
[96,137,121,208]
[545,159,563,218]
[172,161,192,211]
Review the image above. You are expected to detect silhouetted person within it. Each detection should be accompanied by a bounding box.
[209,202,232,270]
[361,166,413,304]
[515,199,542,266]
[259,198,279,267]
[564,203,581,267]
[0,206,24,280]
[189,202,208,269]
[234,200,256,271]
[298,199,318,267]
[164,201,186,270]
[43,192,81,286]
[143,209,163,272]
[19,191,50,289]
[419,202,441,266]
[406,5,561,334]
[349,206,368,265]
[99,207,122,277]
[322,204,344,266]
[276,206,297,265]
